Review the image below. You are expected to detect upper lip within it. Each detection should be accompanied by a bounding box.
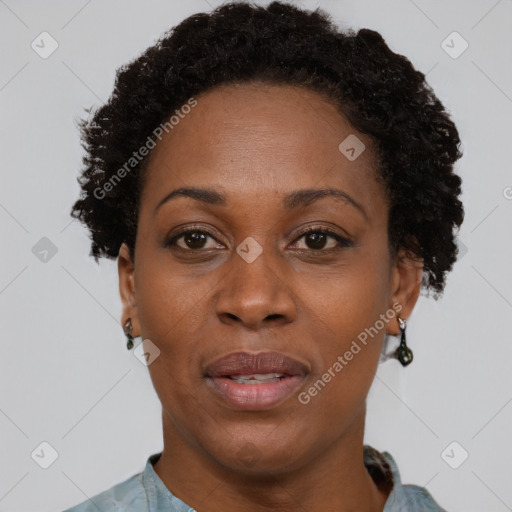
[205,351,309,378]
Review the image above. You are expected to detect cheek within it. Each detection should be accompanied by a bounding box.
[296,254,390,401]
[132,264,211,410]
[134,256,212,347]
[297,248,390,336]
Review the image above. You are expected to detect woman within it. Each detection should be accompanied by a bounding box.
[63,2,464,511]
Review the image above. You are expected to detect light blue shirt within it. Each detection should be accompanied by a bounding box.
[62,445,446,511]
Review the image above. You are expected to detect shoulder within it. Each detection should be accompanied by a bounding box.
[363,446,448,512]
[380,450,448,512]
[399,483,448,511]
[61,470,148,512]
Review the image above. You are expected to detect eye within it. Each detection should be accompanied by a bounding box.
[165,228,223,250]
[164,226,353,252]
[289,227,352,251]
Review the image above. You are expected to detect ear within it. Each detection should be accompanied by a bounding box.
[386,247,424,336]
[118,242,140,336]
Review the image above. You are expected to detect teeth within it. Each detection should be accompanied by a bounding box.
[230,373,284,384]
[236,373,284,380]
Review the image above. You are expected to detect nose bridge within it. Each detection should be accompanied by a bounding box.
[215,235,295,327]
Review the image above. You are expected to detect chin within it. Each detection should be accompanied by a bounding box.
[206,436,307,477]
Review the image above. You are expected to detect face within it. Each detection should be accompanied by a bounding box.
[118,82,422,474]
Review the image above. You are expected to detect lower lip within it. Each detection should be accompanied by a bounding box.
[206,375,305,410]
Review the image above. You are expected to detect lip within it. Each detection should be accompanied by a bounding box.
[204,351,309,411]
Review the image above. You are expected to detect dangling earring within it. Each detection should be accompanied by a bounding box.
[124,318,134,350]
[395,316,413,366]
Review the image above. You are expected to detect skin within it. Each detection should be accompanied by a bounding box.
[118,82,423,512]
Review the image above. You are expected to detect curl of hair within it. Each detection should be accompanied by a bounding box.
[71,0,464,298]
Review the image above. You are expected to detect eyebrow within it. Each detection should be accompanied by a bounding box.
[154,186,367,219]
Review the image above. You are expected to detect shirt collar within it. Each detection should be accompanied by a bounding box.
[142,446,408,512]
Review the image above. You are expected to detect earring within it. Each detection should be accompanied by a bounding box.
[124,318,134,350]
[395,316,413,366]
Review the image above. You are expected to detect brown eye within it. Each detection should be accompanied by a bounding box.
[181,231,208,249]
[165,229,222,250]
[303,232,331,250]
[291,227,352,251]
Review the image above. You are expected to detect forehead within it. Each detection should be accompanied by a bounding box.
[140,82,386,217]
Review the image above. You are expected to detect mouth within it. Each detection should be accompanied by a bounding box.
[225,372,288,384]
[204,351,309,410]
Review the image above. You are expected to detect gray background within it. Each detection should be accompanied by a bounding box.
[0,0,511,511]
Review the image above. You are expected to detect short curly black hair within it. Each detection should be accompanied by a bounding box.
[70,0,464,298]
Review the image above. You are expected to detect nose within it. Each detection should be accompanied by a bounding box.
[215,242,297,330]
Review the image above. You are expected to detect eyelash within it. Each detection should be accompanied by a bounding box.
[294,226,353,250]
[164,225,353,252]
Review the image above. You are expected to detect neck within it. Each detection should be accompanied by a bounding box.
[153,406,390,512]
